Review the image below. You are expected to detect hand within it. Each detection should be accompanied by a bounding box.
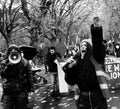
[68,60,76,68]
[93,17,100,27]
[66,56,74,63]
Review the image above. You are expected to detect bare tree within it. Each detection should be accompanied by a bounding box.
[0,0,26,47]
[20,0,52,46]
[42,0,93,47]
[104,0,120,41]
[20,0,94,48]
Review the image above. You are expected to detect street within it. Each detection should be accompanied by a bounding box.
[28,83,120,109]
[0,81,120,109]
[0,65,77,109]
[0,83,77,109]
[28,84,77,109]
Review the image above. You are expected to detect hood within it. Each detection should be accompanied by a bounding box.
[80,38,93,58]
[80,38,92,46]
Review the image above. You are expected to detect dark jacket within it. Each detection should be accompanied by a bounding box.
[1,59,33,95]
[64,24,105,92]
[91,24,105,64]
[46,51,61,72]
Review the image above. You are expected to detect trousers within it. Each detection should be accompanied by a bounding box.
[76,90,108,109]
[2,92,28,109]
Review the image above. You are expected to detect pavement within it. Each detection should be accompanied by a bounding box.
[0,81,120,109]
[28,84,77,109]
[0,83,77,109]
[0,65,77,109]
[107,89,120,109]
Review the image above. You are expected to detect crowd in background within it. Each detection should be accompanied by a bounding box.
[64,38,120,59]
[103,39,120,57]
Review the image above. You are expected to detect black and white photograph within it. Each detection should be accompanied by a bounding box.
[0,0,120,109]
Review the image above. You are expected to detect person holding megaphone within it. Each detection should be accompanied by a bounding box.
[0,44,34,109]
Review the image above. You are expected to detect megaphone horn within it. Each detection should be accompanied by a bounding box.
[8,52,22,64]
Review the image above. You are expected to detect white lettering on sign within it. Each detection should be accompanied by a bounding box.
[114,64,120,72]
[105,57,120,64]
[110,72,120,79]
[105,64,113,73]
[105,57,120,80]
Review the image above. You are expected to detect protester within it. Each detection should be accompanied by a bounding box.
[46,46,62,96]
[63,17,108,109]
[0,44,34,109]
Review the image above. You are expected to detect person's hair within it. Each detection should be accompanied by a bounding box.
[6,44,21,57]
[49,47,55,50]
[93,16,99,22]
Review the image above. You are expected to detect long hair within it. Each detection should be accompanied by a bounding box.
[83,42,92,59]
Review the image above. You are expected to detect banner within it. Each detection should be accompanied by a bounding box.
[105,56,120,89]
[105,56,120,109]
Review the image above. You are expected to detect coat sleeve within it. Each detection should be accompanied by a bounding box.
[64,64,77,85]
[91,24,106,64]
[63,55,79,85]
[0,59,12,78]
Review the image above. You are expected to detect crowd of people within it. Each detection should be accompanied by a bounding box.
[45,16,111,109]
[103,39,120,57]
[0,16,120,109]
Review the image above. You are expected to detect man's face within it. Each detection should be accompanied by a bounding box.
[93,17,99,26]
[80,42,87,56]
[50,49,55,54]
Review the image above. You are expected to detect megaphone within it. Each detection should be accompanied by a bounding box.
[8,51,22,64]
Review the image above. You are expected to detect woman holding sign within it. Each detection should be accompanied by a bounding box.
[63,17,108,109]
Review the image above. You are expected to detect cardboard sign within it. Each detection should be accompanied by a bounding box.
[54,60,69,94]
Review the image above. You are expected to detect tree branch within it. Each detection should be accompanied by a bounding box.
[21,0,31,22]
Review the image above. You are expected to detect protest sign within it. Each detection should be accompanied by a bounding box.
[105,56,120,89]
[105,56,120,109]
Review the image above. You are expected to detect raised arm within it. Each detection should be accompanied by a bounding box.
[91,17,106,64]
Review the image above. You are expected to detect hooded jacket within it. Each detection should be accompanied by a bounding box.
[64,24,106,92]
[64,40,101,92]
